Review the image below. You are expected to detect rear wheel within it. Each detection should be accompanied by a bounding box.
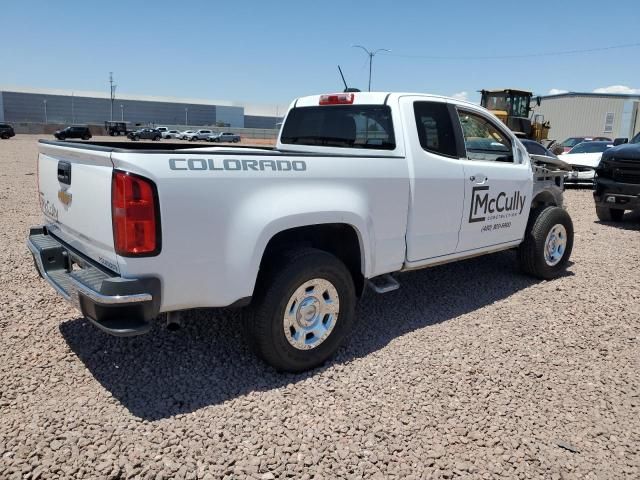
[0,133,9,139]
[243,248,356,372]
[133,135,140,141]
[153,135,161,141]
[518,206,574,280]
[596,206,624,222]
[233,138,240,143]
[82,134,90,140]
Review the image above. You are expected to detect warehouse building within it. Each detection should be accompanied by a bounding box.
[0,86,284,129]
[535,92,640,142]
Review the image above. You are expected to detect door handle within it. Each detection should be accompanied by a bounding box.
[469,175,488,184]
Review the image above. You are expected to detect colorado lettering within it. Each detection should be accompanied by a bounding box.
[169,158,307,172]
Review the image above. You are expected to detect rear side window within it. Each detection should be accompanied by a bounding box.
[413,102,458,157]
[281,105,395,150]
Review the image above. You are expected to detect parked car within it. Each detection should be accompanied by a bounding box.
[127,128,162,141]
[184,129,214,141]
[558,136,611,153]
[162,129,182,139]
[29,91,573,372]
[593,132,640,221]
[0,123,15,139]
[105,121,129,136]
[156,127,169,133]
[178,130,195,140]
[520,139,558,159]
[207,132,241,143]
[54,126,92,141]
[559,141,614,186]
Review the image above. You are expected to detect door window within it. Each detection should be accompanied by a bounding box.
[457,110,513,162]
[413,102,458,157]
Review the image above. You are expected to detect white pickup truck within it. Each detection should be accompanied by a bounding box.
[29,92,573,372]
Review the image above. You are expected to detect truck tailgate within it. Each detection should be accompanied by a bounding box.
[37,142,120,272]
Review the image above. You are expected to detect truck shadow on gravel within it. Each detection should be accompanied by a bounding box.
[595,210,640,231]
[60,250,571,420]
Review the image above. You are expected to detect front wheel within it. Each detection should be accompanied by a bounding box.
[518,206,574,280]
[243,248,356,372]
[153,135,161,141]
[596,206,624,222]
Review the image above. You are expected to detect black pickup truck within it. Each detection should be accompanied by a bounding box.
[594,132,640,222]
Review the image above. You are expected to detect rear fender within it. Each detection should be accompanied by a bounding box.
[225,185,373,296]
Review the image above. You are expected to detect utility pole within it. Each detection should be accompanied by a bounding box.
[109,72,117,122]
[352,45,390,92]
[43,99,48,124]
[120,104,124,121]
[71,92,75,123]
[185,107,188,126]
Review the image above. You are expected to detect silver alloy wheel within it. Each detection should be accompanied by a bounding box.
[544,224,567,266]
[283,278,339,350]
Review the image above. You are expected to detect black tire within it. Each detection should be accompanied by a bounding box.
[243,248,356,372]
[82,134,91,140]
[233,138,240,143]
[0,133,9,140]
[518,206,574,280]
[596,206,624,222]
[153,135,161,141]
[133,135,140,141]
[57,135,65,141]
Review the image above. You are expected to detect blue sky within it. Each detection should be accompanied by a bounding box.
[2,0,639,105]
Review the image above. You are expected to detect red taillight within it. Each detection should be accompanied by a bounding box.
[112,171,160,256]
[319,93,355,105]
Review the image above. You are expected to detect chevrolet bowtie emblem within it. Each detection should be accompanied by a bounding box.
[58,189,72,206]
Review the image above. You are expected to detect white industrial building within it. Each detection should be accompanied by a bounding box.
[535,92,640,142]
[0,86,287,129]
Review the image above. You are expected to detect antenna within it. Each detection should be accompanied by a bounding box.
[337,65,360,93]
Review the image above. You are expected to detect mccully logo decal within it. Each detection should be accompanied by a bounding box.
[469,186,526,223]
[169,158,307,172]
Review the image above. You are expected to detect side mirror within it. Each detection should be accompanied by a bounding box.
[613,137,628,146]
[536,96,541,107]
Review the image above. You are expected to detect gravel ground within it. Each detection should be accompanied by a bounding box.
[1,134,639,479]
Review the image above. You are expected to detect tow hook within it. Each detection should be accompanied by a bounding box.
[166,311,183,331]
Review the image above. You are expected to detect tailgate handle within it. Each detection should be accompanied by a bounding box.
[57,161,72,185]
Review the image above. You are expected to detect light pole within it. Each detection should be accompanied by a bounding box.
[352,45,390,92]
[43,99,48,124]
[185,107,188,126]
[109,72,117,122]
[120,104,124,121]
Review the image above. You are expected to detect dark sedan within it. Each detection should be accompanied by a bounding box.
[0,123,15,139]
[127,128,162,141]
[521,139,558,158]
